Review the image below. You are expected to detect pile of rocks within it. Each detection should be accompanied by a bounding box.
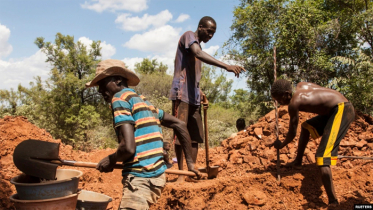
[210,106,373,170]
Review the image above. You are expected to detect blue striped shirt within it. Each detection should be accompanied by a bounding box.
[111,88,166,178]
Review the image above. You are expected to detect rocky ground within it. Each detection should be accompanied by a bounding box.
[1,107,373,209]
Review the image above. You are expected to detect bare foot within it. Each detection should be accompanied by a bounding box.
[185,176,199,183]
[175,175,185,183]
[328,200,339,210]
[285,159,302,169]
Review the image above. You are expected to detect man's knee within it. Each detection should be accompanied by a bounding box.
[319,165,331,175]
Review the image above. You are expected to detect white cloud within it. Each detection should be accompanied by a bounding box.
[174,14,190,23]
[203,45,219,56]
[116,10,172,31]
[0,50,51,90]
[121,57,144,70]
[0,23,13,59]
[123,25,182,56]
[81,0,148,13]
[78,37,116,60]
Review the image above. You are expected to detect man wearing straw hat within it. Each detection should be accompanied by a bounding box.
[86,59,201,209]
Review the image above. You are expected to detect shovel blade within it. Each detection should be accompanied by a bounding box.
[198,165,219,179]
[13,139,60,180]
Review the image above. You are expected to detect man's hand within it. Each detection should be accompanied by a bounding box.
[187,162,202,180]
[96,155,115,173]
[226,65,246,78]
[201,91,209,109]
[273,138,283,149]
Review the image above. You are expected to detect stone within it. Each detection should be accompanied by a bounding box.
[280,154,289,163]
[230,137,246,149]
[243,156,261,165]
[308,142,316,150]
[247,141,259,151]
[353,150,363,156]
[306,153,315,163]
[282,114,290,120]
[221,139,229,148]
[265,111,276,122]
[254,127,263,139]
[358,133,367,140]
[340,140,355,147]
[342,160,353,169]
[242,190,267,206]
[356,140,367,148]
[289,148,297,154]
[230,150,242,164]
[263,149,275,159]
[278,106,288,117]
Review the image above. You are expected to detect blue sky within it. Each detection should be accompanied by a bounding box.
[0,0,248,91]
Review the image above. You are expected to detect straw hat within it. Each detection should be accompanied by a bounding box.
[85,59,140,88]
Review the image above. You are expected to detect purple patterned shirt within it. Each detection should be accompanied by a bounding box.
[169,31,202,105]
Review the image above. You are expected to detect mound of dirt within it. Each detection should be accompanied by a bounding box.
[1,107,373,210]
[152,107,373,210]
[0,116,121,209]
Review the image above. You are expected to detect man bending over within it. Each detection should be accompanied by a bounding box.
[271,79,355,205]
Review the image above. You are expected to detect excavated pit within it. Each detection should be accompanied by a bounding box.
[1,108,373,209]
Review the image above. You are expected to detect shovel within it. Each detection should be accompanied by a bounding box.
[338,155,373,160]
[197,104,220,179]
[13,139,206,180]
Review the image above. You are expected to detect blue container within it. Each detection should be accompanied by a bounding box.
[10,169,82,200]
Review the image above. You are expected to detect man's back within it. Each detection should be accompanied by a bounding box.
[291,82,349,115]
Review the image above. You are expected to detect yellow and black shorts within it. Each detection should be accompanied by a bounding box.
[301,102,355,166]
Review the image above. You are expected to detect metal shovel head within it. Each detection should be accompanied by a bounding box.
[13,139,60,180]
[198,165,220,179]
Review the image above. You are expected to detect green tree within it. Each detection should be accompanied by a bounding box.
[0,88,21,115]
[134,58,171,100]
[225,0,369,113]
[330,48,373,115]
[30,33,108,146]
[200,64,233,105]
[134,58,168,75]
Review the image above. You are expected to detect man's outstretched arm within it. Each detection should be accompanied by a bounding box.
[161,112,201,178]
[189,43,245,77]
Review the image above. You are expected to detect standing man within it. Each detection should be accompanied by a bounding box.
[271,79,355,206]
[169,16,245,182]
[86,59,201,210]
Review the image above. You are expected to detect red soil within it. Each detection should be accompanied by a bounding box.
[1,107,373,209]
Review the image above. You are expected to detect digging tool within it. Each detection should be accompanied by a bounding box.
[197,100,220,179]
[338,155,373,160]
[13,139,207,180]
[273,46,281,183]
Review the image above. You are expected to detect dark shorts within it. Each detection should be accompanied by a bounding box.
[301,102,355,166]
[172,100,204,145]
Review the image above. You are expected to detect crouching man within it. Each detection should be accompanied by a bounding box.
[271,79,355,206]
[86,59,201,210]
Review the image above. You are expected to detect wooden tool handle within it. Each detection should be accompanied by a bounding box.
[338,155,373,160]
[51,160,201,176]
[203,107,210,172]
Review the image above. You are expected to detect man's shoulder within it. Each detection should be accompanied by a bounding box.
[180,31,196,42]
[113,88,138,100]
[182,31,194,36]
